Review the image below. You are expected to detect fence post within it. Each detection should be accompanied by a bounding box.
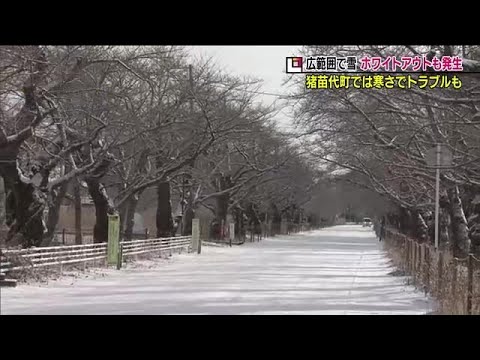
[62,228,66,245]
[410,239,415,274]
[412,242,417,284]
[424,245,430,294]
[409,240,413,276]
[467,253,473,315]
[117,242,123,270]
[415,242,420,285]
[451,258,457,313]
[83,246,87,271]
[415,242,421,284]
[145,228,149,239]
[192,218,200,254]
[420,244,424,287]
[418,244,422,286]
[437,250,443,297]
[220,219,225,241]
[416,242,420,285]
[405,237,410,273]
[418,243,422,283]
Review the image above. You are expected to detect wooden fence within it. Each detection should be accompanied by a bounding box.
[0,236,191,277]
[384,228,480,315]
[52,228,151,245]
[198,219,319,245]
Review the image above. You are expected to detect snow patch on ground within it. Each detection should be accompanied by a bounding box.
[1,225,432,315]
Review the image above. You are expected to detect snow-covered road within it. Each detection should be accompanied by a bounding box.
[0,225,431,315]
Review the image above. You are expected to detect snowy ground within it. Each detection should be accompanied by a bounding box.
[0,225,432,315]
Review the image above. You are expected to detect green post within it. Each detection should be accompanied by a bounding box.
[107,214,120,266]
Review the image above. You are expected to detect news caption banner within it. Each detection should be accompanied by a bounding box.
[286,55,466,90]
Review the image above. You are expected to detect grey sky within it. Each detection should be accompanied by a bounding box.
[188,46,302,130]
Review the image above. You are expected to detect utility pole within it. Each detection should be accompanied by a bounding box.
[182,65,196,235]
[181,65,194,220]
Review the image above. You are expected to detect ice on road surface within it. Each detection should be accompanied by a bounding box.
[0,225,431,315]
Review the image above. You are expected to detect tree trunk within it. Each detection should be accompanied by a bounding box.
[439,191,450,249]
[448,186,470,257]
[122,149,150,240]
[211,194,229,241]
[270,203,282,236]
[118,200,128,236]
[182,204,194,236]
[73,179,83,245]
[414,210,428,243]
[0,176,6,246]
[246,202,261,234]
[233,206,243,238]
[124,191,143,241]
[215,193,229,226]
[5,185,15,228]
[399,207,416,237]
[43,180,70,246]
[156,181,174,238]
[215,176,231,225]
[210,175,232,240]
[181,164,195,236]
[467,192,480,254]
[86,178,115,243]
[0,163,46,248]
[83,152,115,244]
[0,176,5,229]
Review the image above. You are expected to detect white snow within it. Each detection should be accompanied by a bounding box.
[0,225,432,315]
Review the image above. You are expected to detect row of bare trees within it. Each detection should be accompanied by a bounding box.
[291,45,480,256]
[0,45,321,248]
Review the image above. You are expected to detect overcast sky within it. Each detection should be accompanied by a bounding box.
[188,46,302,130]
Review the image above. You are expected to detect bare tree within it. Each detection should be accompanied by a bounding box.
[291,44,480,255]
[0,46,115,246]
